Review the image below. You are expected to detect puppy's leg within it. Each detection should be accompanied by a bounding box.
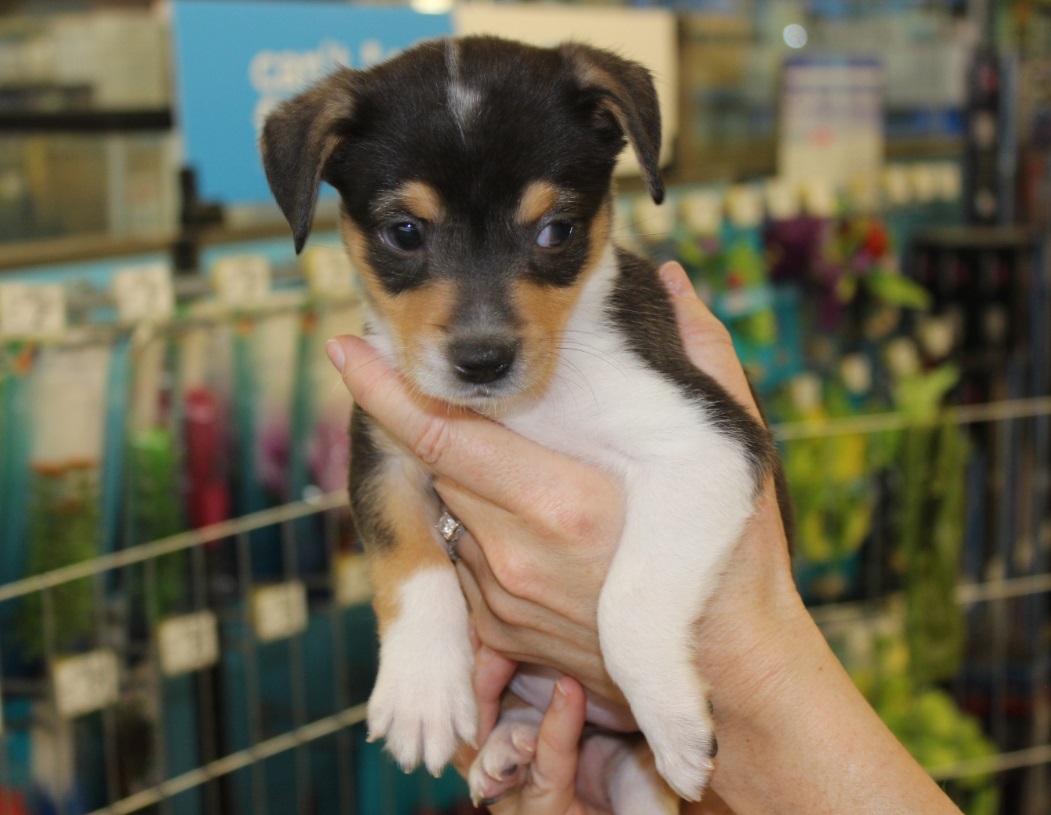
[352,416,476,775]
[468,699,541,806]
[598,442,757,801]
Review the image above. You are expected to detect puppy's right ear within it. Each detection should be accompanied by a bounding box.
[260,69,359,253]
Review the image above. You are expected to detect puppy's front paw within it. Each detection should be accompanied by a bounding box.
[468,720,539,806]
[642,706,717,802]
[368,652,478,776]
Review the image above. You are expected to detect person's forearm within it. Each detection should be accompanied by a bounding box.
[693,603,962,815]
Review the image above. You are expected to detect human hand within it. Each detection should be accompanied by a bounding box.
[327,261,796,712]
[327,325,629,706]
[454,644,613,814]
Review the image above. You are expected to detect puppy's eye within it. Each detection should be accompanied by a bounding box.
[382,222,424,252]
[536,220,574,250]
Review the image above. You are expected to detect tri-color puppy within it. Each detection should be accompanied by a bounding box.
[261,36,777,810]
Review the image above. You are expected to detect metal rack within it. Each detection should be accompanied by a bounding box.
[0,396,1046,814]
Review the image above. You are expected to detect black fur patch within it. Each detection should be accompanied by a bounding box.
[606,248,777,493]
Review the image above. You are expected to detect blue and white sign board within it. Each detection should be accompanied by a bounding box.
[171,1,453,204]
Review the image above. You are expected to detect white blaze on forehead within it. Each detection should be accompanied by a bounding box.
[445,40,481,133]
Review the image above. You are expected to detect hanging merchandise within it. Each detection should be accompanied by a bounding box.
[776,373,887,603]
[179,307,234,531]
[16,343,110,661]
[125,329,186,622]
[888,349,968,685]
[716,185,779,383]
[29,707,86,815]
[295,247,363,568]
[0,344,34,636]
[253,297,309,507]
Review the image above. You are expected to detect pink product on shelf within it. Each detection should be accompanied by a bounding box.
[310,416,350,495]
[258,413,291,499]
[183,387,230,529]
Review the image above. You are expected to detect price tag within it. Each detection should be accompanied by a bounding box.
[252,580,308,642]
[933,162,963,202]
[909,164,938,203]
[801,180,836,218]
[52,649,119,718]
[726,185,763,228]
[763,180,800,221]
[0,283,67,341]
[882,165,913,206]
[213,256,271,309]
[679,192,723,235]
[157,610,219,676]
[302,246,357,298]
[112,263,174,323]
[334,552,372,607]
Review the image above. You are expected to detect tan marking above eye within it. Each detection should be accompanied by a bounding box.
[380,180,445,223]
[516,181,561,224]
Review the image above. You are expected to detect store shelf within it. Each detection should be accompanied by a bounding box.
[0,108,173,133]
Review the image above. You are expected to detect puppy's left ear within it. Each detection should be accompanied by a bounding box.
[260,69,359,253]
[560,43,665,204]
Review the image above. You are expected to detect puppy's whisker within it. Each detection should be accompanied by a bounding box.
[558,340,633,385]
[555,354,599,410]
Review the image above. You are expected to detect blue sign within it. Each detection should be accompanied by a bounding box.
[171,1,453,204]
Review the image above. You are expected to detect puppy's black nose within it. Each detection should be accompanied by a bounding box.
[450,338,517,385]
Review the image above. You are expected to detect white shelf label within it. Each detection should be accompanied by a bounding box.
[883,165,913,206]
[910,164,938,203]
[157,610,219,676]
[252,580,308,642]
[302,246,356,297]
[726,185,763,227]
[52,649,120,718]
[335,552,372,607]
[0,283,67,341]
[112,263,174,323]
[213,256,271,309]
[679,191,723,235]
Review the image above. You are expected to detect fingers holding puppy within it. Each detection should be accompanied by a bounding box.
[326,335,621,538]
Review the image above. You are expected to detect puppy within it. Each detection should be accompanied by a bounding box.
[261,36,777,810]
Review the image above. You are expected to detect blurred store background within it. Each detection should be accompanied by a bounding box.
[0,1,1048,814]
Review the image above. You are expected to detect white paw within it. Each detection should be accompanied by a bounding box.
[368,657,477,775]
[468,720,539,806]
[641,705,717,802]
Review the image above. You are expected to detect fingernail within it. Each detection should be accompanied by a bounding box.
[659,262,693,297]
[325,338,346,372]
[552,678,569,711]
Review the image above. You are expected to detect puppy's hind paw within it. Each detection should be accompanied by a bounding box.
[468,721,539,806]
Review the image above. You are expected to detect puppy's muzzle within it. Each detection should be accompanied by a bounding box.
[449,336,518,385]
